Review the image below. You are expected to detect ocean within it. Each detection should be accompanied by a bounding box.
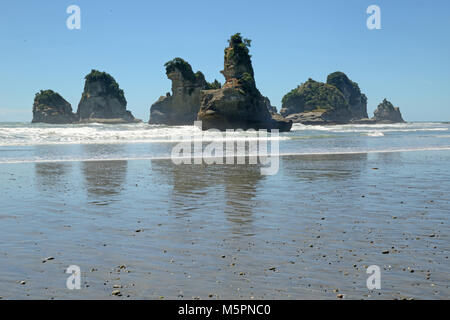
[0,121,448,299]
[1,122,450,163]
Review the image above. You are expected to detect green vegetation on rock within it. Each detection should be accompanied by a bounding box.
[224,33,254,78]
[205,79,222,90]
[326,71,368,118]
[164,57,198,83]
[33,89,77,124]
[84,69,126,106]
[282,79,347,112]
[239,72,256,91]
[35,89,65,106]
[227,33,252,56]
[150,59,213,125]
[281,71,369,122]
[326,72,359,92]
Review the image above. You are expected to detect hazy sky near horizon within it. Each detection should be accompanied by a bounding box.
[0,0,449,122]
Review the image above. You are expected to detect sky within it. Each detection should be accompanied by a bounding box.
[0,0,449,122]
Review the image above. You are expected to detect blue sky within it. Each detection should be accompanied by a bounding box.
[0,0,449,122]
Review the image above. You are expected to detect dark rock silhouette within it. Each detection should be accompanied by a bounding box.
[264,96,278,115]
[77,70,139,123]
[373,99,405,123]
[326,71,368,119]
[280,78,351,124]
[32,90,78,124]
[149,58,211,125]
[197,33,292,132]
[279,72,407,125]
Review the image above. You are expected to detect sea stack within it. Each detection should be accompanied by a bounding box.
[280,72,372,124]
[77,70,139,124]
[149,58,214,125]
[197,33,292,132]
[280,78,351,124]
[326,72,368,120]
[32,90,78,124]
[373,99,405,123]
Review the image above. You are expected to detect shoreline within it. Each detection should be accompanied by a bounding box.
[1,146,450,164]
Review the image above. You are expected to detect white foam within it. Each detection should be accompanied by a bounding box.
[366,131,385,137]
[291,122,448,134]
[0,123,289,146]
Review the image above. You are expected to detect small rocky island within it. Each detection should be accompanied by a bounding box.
[32,70,139,124]
[326,72,368,120]
[197,33,292,132]
[77,70,139,123]
[280,78,352,125]
[373,99,405,123]
[149,58,220,125]
[281,72,405,124]
[32,90,78,124]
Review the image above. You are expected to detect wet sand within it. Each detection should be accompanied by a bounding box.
[0,150,448,299]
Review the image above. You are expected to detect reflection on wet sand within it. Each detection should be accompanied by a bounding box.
[81,160,128,199]
[222,164,261,236]
[80,145,128,201]
[33,145,73,193]
[34,162,72,193]
[151,159,264,235]
[281,153,368,181]
[150,160,211,218]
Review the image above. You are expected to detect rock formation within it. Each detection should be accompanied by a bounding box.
[280,78,351,124]
[373,99,405,123]
[197,33,292,132]
[326,72,368,119]
[149,58,213,125]
[263,96,292,124]
[32,90,78,124]
[263,96,278,115]
[77,70,139,123]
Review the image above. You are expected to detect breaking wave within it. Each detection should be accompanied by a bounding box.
[0,123,290,146]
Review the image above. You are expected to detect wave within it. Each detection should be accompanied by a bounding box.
[291,122,449,133]
[0,124,290,146]
[0,122,449,146]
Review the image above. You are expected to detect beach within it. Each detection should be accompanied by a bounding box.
[0,122,449,299]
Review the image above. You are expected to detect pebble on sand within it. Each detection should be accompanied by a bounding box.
[112,290,122,296]
[42,256,55,263]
